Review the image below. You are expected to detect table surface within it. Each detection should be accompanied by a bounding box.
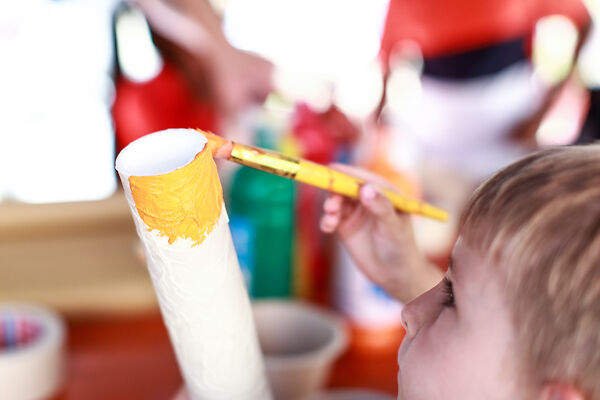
[53,312,401,399]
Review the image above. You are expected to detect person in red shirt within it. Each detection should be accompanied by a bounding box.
[378,0,591,183]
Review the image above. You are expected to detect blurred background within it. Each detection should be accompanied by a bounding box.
[0,0,599,398]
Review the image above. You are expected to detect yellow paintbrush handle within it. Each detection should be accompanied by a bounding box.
[295,160,448,221]
[229,143,448,221]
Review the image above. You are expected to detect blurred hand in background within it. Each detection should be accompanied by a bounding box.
[135,0,273,119]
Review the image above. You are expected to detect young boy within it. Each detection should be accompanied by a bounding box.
[321,145,600,400]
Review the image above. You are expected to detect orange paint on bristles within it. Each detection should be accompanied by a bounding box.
[129,139,223,246]
[198,130,233,159]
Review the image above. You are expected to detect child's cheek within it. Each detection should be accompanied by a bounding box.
[397,311,460,399]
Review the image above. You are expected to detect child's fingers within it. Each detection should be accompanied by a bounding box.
[359,184,396,220]
[340,198,357,220]
[323,194,344,214]
[321,194,359,233]
[324,193,358,221]
[320,213,341,233]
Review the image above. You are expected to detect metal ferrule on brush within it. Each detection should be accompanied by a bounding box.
[230,143,300,179]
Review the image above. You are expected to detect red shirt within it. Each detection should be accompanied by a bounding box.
[380,0,590,61]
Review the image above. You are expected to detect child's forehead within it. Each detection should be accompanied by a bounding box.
[450,239,504,286]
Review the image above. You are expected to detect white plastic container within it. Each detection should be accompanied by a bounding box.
[253,300,348,400]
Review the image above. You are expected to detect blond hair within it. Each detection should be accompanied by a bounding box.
[460,144,600,398]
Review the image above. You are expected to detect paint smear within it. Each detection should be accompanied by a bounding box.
[200,129,234,159]
[129,145,223,246]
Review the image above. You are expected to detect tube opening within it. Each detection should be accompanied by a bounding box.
[115,129,207,177]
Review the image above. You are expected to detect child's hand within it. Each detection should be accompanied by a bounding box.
[320,164,442,303]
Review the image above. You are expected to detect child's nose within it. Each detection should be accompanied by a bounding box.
[401,286,438,340]
[401,297,423,341]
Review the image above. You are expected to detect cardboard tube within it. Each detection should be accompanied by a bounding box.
[116,129,272,399]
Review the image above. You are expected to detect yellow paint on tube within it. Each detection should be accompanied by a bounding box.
[129,146,223,246]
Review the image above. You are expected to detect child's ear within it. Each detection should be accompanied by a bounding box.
[538,383,585,400]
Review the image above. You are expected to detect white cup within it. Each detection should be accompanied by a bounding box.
[253,300,349,400]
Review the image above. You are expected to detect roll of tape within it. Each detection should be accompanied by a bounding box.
[0,304,66,400]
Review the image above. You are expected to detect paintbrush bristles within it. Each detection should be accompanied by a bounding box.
[198,130,234,159]
[213,141,234,159]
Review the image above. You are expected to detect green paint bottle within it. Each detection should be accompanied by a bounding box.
[228,127,296,298]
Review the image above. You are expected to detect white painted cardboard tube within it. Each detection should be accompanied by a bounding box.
[116,129,272,400]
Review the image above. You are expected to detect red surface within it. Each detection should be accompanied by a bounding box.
[55,313,181,400]
[53,312,400,399]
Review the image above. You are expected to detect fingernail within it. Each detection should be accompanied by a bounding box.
[362,185,376,200]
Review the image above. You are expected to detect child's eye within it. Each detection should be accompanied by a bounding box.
[442,277,455,307]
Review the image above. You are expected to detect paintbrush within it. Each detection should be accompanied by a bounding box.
[202,130,448,221]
